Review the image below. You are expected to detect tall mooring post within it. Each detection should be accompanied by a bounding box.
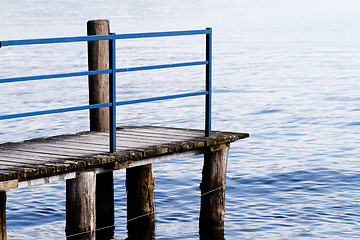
[0,191,6,240]
[66,19,114,239]
[87,19,110,132]
[87,19,115,239]
[200,144,230,239]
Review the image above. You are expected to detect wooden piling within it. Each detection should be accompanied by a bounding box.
[200,144,230,235]
[126,164,155,236]
[87,19,115,237]
[87,19,110,132]
[0,191,6,240]
[66,171,96,240]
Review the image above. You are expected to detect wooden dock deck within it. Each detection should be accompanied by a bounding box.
[0,125,248,239]
[0,126,248,190]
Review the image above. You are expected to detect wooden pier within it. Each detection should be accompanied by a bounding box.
[0,20,249,239]
[0,126,248,239]
[0,126,248,184]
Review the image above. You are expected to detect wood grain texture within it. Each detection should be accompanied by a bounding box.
[87,19,110,132]
[200,144,229,234]
[126,164,155,238]
[66,171,96,240]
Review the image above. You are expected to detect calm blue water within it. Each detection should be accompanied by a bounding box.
[1,0,360,239]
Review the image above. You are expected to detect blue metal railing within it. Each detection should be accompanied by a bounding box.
[0,28,212,152]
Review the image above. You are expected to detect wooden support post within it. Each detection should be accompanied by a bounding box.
[66,171,96,240]
[0,191,6,240]
[87,19,115,238]
[87,19,110,132]
[199,144,230,239]
[126,164,155,238]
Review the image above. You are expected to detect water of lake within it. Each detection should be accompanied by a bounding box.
[1,0,359,239]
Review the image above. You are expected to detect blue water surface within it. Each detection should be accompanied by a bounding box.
[1,0,360,239]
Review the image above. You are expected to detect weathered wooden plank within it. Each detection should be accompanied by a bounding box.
[127,126,249,144]
[56,134,156,151]
[116,133,189,144]
[99,131,201,144]
[0,160,86,176]
[0,155,54,165]
[0,156,88,176]
[55,139,108,149]
[118,127,204,137]
[37,142,108,152]
[125,126,205,137]
[116,129,204,140]
[0,149,73,160]
[0,180,18,191]
[0,153,52,163]
[0,161,47,172]
[44,141,109,152]
[0,158,88,182]
[0,159,47,169]
[0,152,98,171]
[55,138,146,152]
[57,133,110,146]
[3,148,79,159]
[15,144,103,157]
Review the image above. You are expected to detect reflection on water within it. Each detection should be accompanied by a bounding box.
[127,221,155,240]
[2,0,360,239]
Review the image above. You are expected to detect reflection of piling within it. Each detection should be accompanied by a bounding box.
[200,144,230,238]
[0,191,6,240]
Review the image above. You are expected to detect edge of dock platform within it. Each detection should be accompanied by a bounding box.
[0,126,249,188]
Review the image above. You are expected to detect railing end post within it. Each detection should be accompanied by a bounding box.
[109,32,117,153]
[205,27,212,137]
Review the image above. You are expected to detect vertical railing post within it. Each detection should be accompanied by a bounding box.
[109,33,116,153]
[205,28,212,137]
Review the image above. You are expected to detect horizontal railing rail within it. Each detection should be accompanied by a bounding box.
[0,29,210,47]
[0,69,112,84]
[0,28,212,152]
